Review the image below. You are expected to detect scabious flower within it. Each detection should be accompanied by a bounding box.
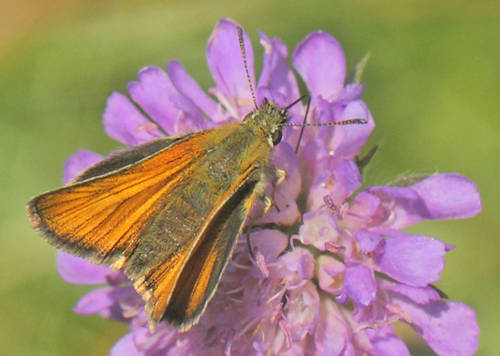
[57,18,481,355]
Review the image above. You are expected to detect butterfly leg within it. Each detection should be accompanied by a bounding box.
[245,195,273,258]
[244,168,286,257]
[269,169,286,213]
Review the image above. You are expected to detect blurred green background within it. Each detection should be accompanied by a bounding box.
[1,0,498,355]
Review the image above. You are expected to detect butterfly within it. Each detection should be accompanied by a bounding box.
[27,26,366,332]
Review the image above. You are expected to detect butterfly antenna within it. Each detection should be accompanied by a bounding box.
[282,95,368,152]
[289,95,311,153]
[285,118,368,128]
[237,26,258,109]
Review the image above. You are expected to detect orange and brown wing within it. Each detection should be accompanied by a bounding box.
[27,132,210,268]
[28,122,266,332]
[164,166,262,331]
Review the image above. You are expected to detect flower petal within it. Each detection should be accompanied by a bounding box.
[127,66,182,135]
[395,296,479,356]
[103,92,162,146]
[110,332,143,356]
[384,284,441,305]
[366,173,482,229]
[257,31,300,106]
[286,282,320,342]
[376,235,446,287]
[167,60,218,119]
[331,159,363,202]
[324,100,375,160]
[73,286,133,321]
[317,255,345,294]
[56,252,122,285]
[308,159,362,211]
[299,210,339,251]
[345,191,381,230]
[250,229,289,264]
[314,298,351,355]
[131,327,179,354]
[364,186,425,228]
[336,83,366,102]
[280,248,315,280]
[365,326,411,356]
[293,31,346,101]
[339,262,377,307]
[207,18,254,117]
[412,173,482,219]
[301,138,329,190]
[63,149,102,184]
[355,231,383,253]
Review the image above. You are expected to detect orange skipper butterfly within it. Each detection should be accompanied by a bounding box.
[27,26,366,332]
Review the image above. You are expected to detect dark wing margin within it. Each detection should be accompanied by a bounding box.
[74,137,183,182]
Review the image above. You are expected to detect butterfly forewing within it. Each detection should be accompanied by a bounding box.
[27,121,274,331]
[27,131,213,267]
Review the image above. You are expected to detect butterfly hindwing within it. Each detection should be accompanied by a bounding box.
[133,162,264,331]
[163,168,261,330]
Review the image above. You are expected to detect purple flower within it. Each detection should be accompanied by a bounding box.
[57,18,481,355]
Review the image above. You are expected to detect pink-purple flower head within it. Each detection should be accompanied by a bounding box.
[57,18,481,355]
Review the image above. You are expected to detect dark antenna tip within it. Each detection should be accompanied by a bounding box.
[237,26,258,109]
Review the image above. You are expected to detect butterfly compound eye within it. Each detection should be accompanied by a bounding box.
[271,129,282,146]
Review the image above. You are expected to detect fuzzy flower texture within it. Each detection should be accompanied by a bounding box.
[58,19,481,356]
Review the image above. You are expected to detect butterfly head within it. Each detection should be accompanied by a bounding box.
[243,98,289,147]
